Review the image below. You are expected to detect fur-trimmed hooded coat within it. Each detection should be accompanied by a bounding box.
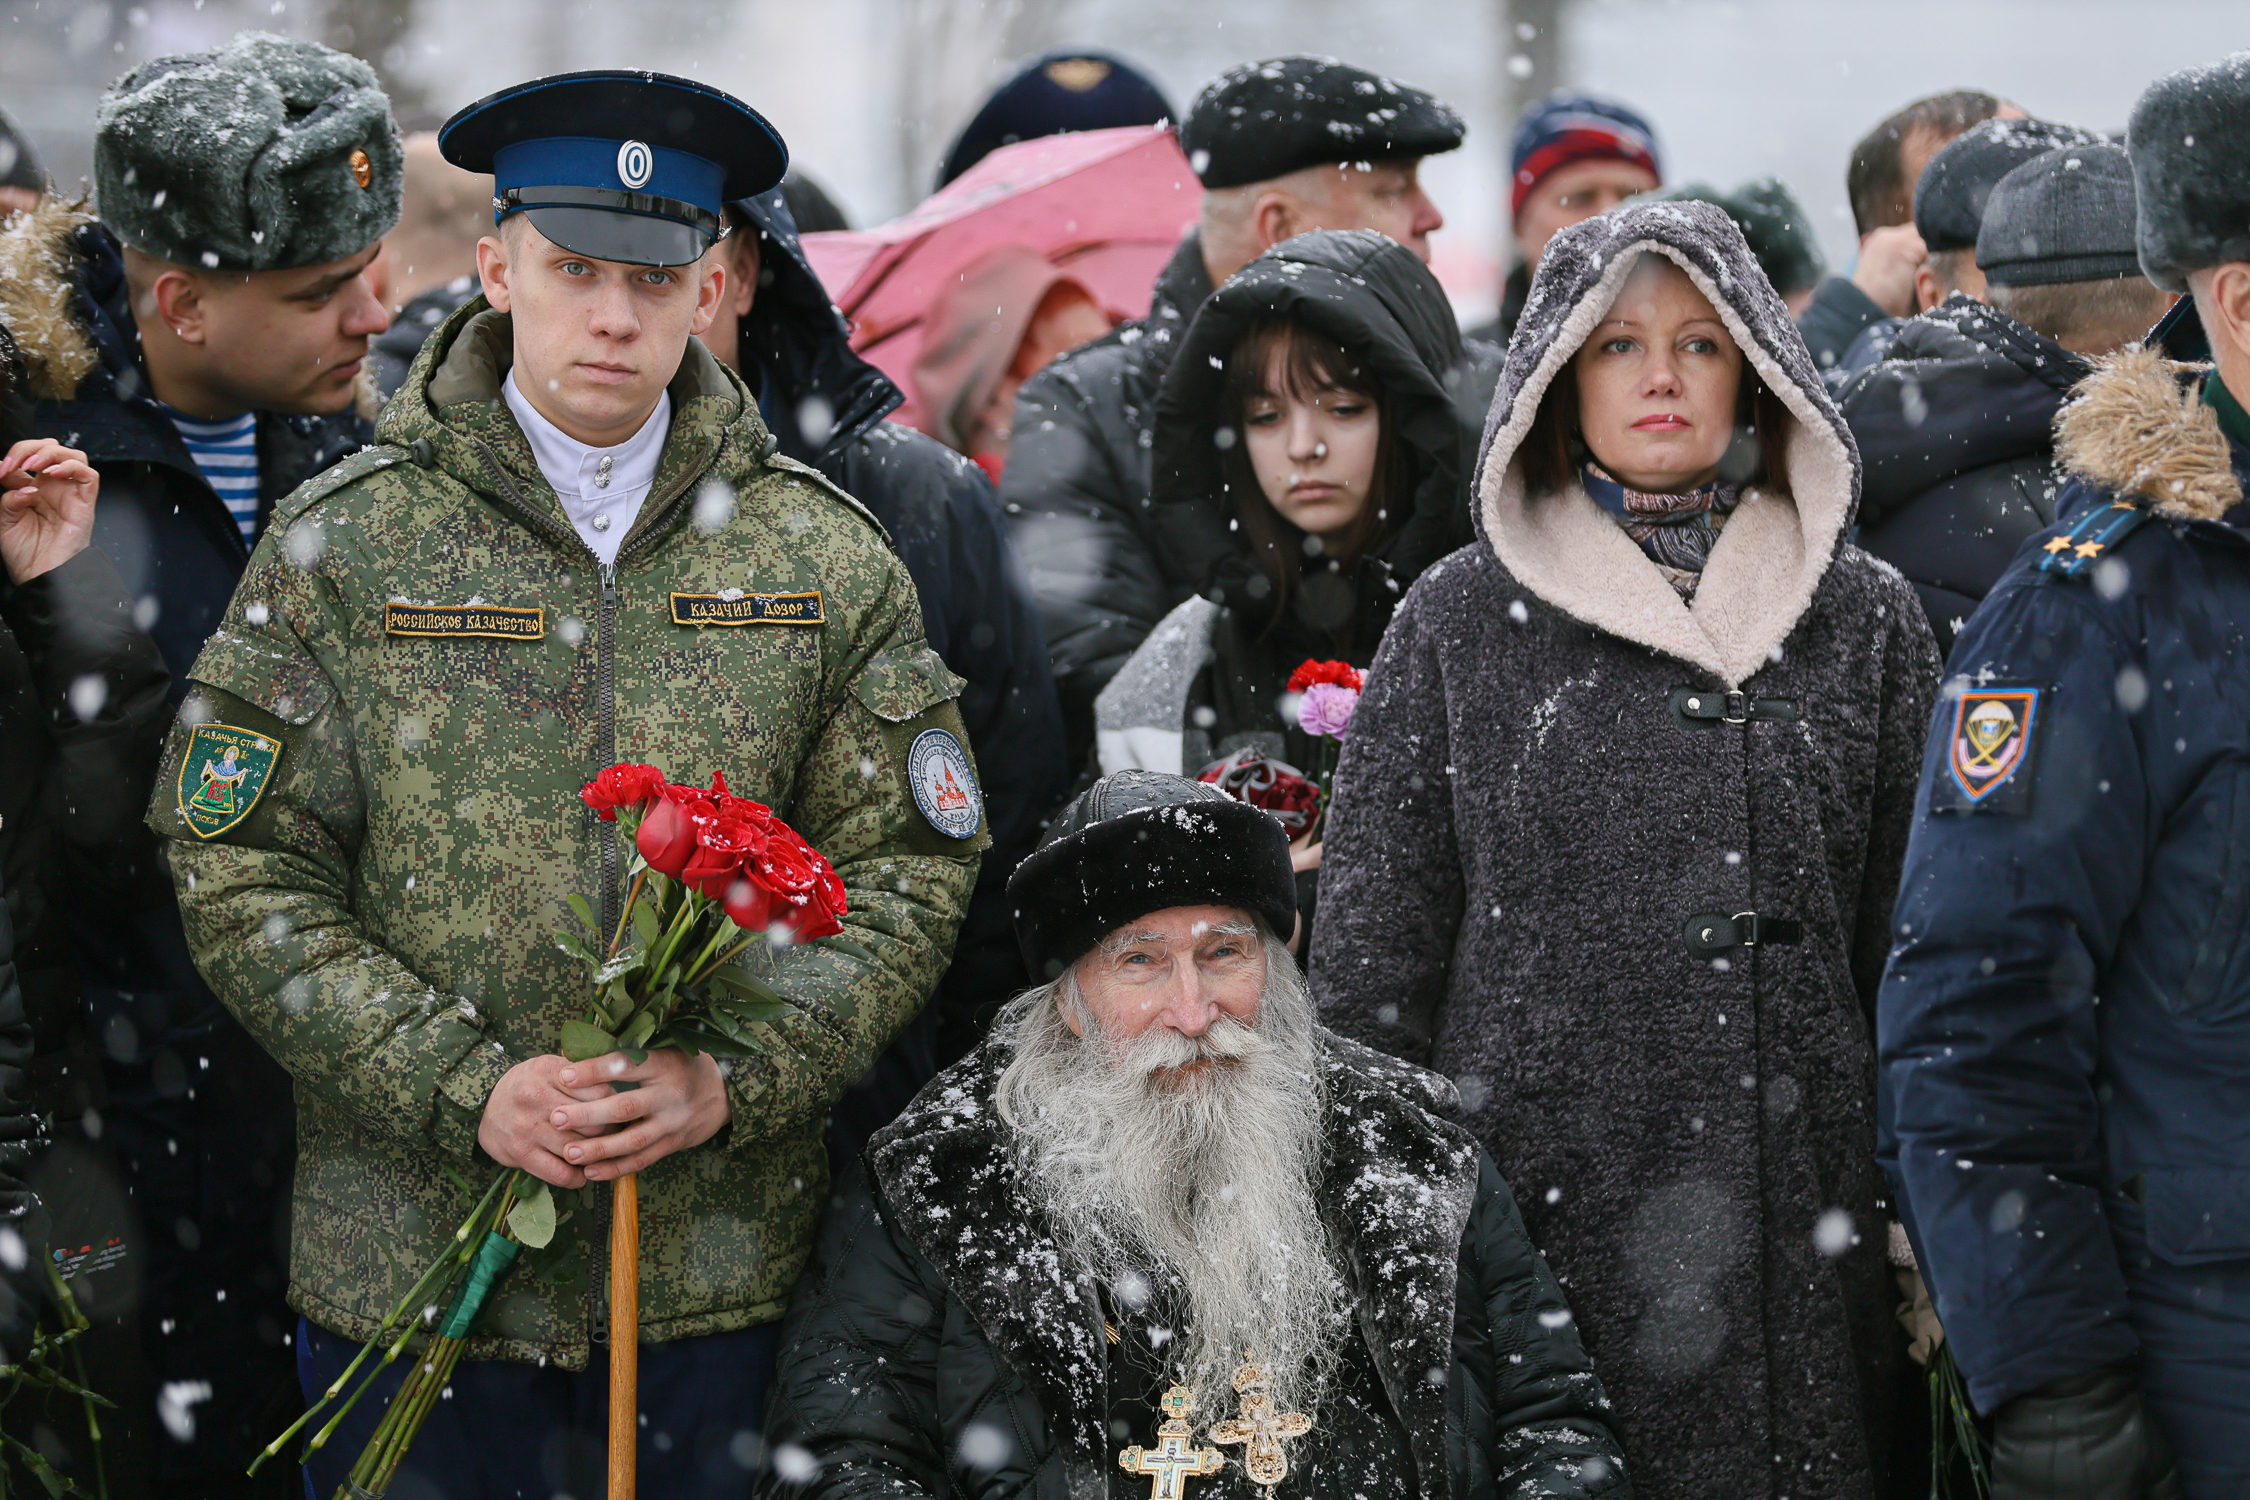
[758,1030,1630,1500]
[1310,201,1942,1498]
[1879,347,2250,1487]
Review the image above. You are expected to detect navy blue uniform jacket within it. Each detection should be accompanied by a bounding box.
[1880,346,2250,1412]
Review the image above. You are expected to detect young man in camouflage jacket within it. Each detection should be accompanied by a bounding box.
[147,72,983,1497]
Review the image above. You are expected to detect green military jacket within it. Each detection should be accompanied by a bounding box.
[150,300,984,1367]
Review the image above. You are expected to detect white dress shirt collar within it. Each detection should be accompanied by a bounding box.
[501,368,671,567]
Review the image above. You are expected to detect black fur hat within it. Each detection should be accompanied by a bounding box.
[1006,770,1298,980]
[2127,50,2250,293]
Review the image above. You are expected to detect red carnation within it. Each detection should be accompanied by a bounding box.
[580,762,665,821]
[1286,659,1365,695]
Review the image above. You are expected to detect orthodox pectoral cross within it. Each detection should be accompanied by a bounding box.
[1208,1360,1313,1495]
[1120,1385,1225,1499]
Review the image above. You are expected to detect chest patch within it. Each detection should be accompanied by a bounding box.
[907,728,982,840]
[669,591,825,627]
[1935,686,2042,814]
[383,602,545,640]
[176,723,282,839]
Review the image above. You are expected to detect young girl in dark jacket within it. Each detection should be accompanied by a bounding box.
[1093,229,1493,879]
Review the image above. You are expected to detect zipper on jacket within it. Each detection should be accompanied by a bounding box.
[470,436,712,1356]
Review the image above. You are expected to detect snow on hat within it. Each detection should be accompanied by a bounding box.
[2126,50,2250,293]
[1977,142,2142,288]
[938,51,1173,188]
[1006,770,1298,980]
[1510,91,1660,219]
[1180,56,1464,191]
[96,31,402,272]
[1913,116,2104,255]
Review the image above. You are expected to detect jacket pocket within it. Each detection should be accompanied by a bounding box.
[2123,761,2250,1018]
[2139,1166,2250,1266]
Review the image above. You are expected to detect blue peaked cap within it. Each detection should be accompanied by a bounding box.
[440,70,786,267]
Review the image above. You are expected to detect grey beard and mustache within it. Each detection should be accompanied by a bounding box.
[993,937,1350,1422]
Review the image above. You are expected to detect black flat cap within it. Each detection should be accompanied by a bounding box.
[1913,116,2104,254]
[1181,56,1464,191]
[1006,771,1298,980]
[2127,50,2250,293]
[1978,142,2142,288]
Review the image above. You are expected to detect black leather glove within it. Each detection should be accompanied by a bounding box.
[1990,1367,2184,1500]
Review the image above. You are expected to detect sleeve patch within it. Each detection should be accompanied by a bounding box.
[175,722,284,839]
[906,728,983,840]
[1933,686,2043,815]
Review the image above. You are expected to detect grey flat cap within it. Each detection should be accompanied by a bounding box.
[1977,143,2142,288]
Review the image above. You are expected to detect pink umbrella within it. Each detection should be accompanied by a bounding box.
[802,125,1201,434]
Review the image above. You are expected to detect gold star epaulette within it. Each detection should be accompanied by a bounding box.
[2038,499,2153,577]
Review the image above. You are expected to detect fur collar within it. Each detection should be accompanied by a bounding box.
[0,194,100,401]
[869,1027,1481,1496]
[2056,344,2245,522]
[1474,203,1860,689]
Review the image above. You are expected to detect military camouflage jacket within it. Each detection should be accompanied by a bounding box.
[149,300,984,1367]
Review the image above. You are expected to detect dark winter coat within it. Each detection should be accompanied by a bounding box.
[1879,348,2250,1491]
[758,1029,1630,1500]
[1462,261,1532,349]
[729,187,1068,1086]
[1311,200,1942,1499]
[0,546,170,1065]
[0,884,41,1360]
[1835,295,2087,653]
[17,202,362,1481]
[1002,232,1213,768]
[1095,230,1490,777]
[368,275,478,401]
[1798,274,1891,378]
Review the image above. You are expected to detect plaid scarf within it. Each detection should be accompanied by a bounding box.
[1582,462,1743,601]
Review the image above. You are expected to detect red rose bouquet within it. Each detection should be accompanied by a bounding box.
[1196,747,1322,836]
[260,764,844,1497]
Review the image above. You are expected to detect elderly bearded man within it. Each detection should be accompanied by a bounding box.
[759,770,1629,1500]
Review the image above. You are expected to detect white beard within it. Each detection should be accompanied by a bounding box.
[994,939,1349,1421]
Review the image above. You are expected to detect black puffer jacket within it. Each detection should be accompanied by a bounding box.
[1002,233,1214,767]
[0,885,40,1360]
[1834,295,2086,653]
[1126,230,1491,766]
[729,188,1068,1089]
[759,1030,1630,1500]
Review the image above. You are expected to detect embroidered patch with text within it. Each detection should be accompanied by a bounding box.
[383,602,545,640]
[1934,686,2043,815]
[906,728,982,839]
[175,723,282,840]
[669,591,825,627]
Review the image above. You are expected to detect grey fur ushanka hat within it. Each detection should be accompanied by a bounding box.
[2126,49,2250,293]
[96,31,402,272]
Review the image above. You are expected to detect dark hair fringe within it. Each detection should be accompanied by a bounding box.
[1215,316,1415,642]
[1516,351,1793,501]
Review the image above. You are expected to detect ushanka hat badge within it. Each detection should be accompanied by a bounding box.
[176,722,282,839]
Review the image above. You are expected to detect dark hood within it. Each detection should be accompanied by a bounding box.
[727,188,901,467]
[1834,294,2088,527]
[1473,199,1861,689]
[1148,228,1488,637]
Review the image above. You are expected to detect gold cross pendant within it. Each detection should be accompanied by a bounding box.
[1209,1360,1313,1494]
[1120,1385,1225,1499]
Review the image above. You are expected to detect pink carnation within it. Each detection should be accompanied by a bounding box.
[1297,681,1359,739]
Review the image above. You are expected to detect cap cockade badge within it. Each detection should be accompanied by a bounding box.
[349,147,373,189]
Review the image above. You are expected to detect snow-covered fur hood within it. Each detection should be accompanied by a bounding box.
[868,1026,1480,1489]
[1475,198,1861,688]
[0,195,101,400]
[2055,344,2245,523]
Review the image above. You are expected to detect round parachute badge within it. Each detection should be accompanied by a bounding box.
[907,728,982,840]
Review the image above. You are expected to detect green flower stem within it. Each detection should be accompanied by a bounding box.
[685,934,757,989]
[608,865,652,959]
[647,890,707,985]
[249,1172,512,1475]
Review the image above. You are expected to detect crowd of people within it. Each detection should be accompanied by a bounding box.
[0,25,2246,1500]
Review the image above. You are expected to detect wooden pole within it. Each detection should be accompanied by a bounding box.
[608,1173,639,1500]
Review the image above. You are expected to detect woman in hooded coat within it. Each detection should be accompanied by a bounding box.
[1311,200,1941,1497]
[1092,227,1490,794]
